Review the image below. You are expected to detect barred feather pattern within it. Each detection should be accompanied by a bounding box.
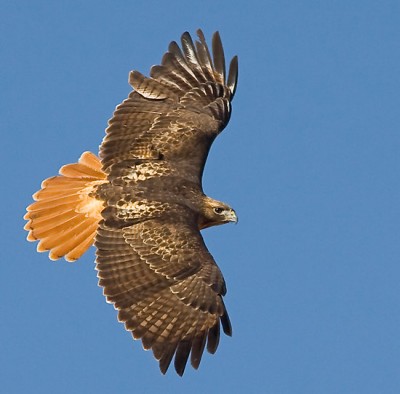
[100,29,238,181]
[24,30,238,376]
[96,212,232,375]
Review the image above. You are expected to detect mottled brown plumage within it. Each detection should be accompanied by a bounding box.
[24,29,238,375]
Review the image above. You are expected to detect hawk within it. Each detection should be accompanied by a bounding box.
[24,29,238,376]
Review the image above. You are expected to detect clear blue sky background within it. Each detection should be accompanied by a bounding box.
[2,1,399,393]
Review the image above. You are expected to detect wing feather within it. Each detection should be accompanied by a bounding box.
[211,31,226,84]
[128,70,177,100]
[24,30,237,376]
[206,320,221,354]
[95,205,229,375]
[227,55,239,97]
[180,32,204,78]
[174,340,192,376]
[158,342,179,374]
[190,331,207,370]
[194,41,214,82]
[100,30,237,180]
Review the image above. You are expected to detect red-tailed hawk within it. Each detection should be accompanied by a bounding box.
[24,29,238,376]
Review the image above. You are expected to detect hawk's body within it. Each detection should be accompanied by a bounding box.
[24,30,238,376]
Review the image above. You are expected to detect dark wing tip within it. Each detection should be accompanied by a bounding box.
[174,340,192,376]
[196,28,205,39]
[168,40,184,59]
[190,333,207,370]
[158,342,178,375]
[180,31,199,66]
[221,305,232,337]
[180,29,238,97]
[206,321,221,354]
[156,316,229,376]
[211,31,226,83]
[227,55,239,98]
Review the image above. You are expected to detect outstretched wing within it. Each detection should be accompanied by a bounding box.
[95,204,232,376]
[100,29,238,182]
[24,30,237,375]
[95,30,237,375]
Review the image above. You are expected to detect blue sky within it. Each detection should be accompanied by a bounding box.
[2,1,400,393]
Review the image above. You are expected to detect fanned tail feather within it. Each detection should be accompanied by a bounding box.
[24,152,107,261]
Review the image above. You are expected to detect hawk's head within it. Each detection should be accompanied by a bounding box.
[199,197,238,229]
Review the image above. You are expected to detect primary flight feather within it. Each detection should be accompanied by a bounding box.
[24,29,238,376]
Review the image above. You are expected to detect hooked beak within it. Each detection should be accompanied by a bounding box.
[227,209,238,224]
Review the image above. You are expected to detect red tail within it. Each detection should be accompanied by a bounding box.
[24,152,107,261]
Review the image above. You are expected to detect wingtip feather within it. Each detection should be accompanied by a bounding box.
[211,31,226,83]
[227,55,239,98]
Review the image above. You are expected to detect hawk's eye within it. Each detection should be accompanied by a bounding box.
[214,207,224,214]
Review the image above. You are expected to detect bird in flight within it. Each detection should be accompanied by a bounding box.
[24,29,238,376]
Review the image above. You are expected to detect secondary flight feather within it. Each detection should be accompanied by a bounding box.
[24,29,238,376]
